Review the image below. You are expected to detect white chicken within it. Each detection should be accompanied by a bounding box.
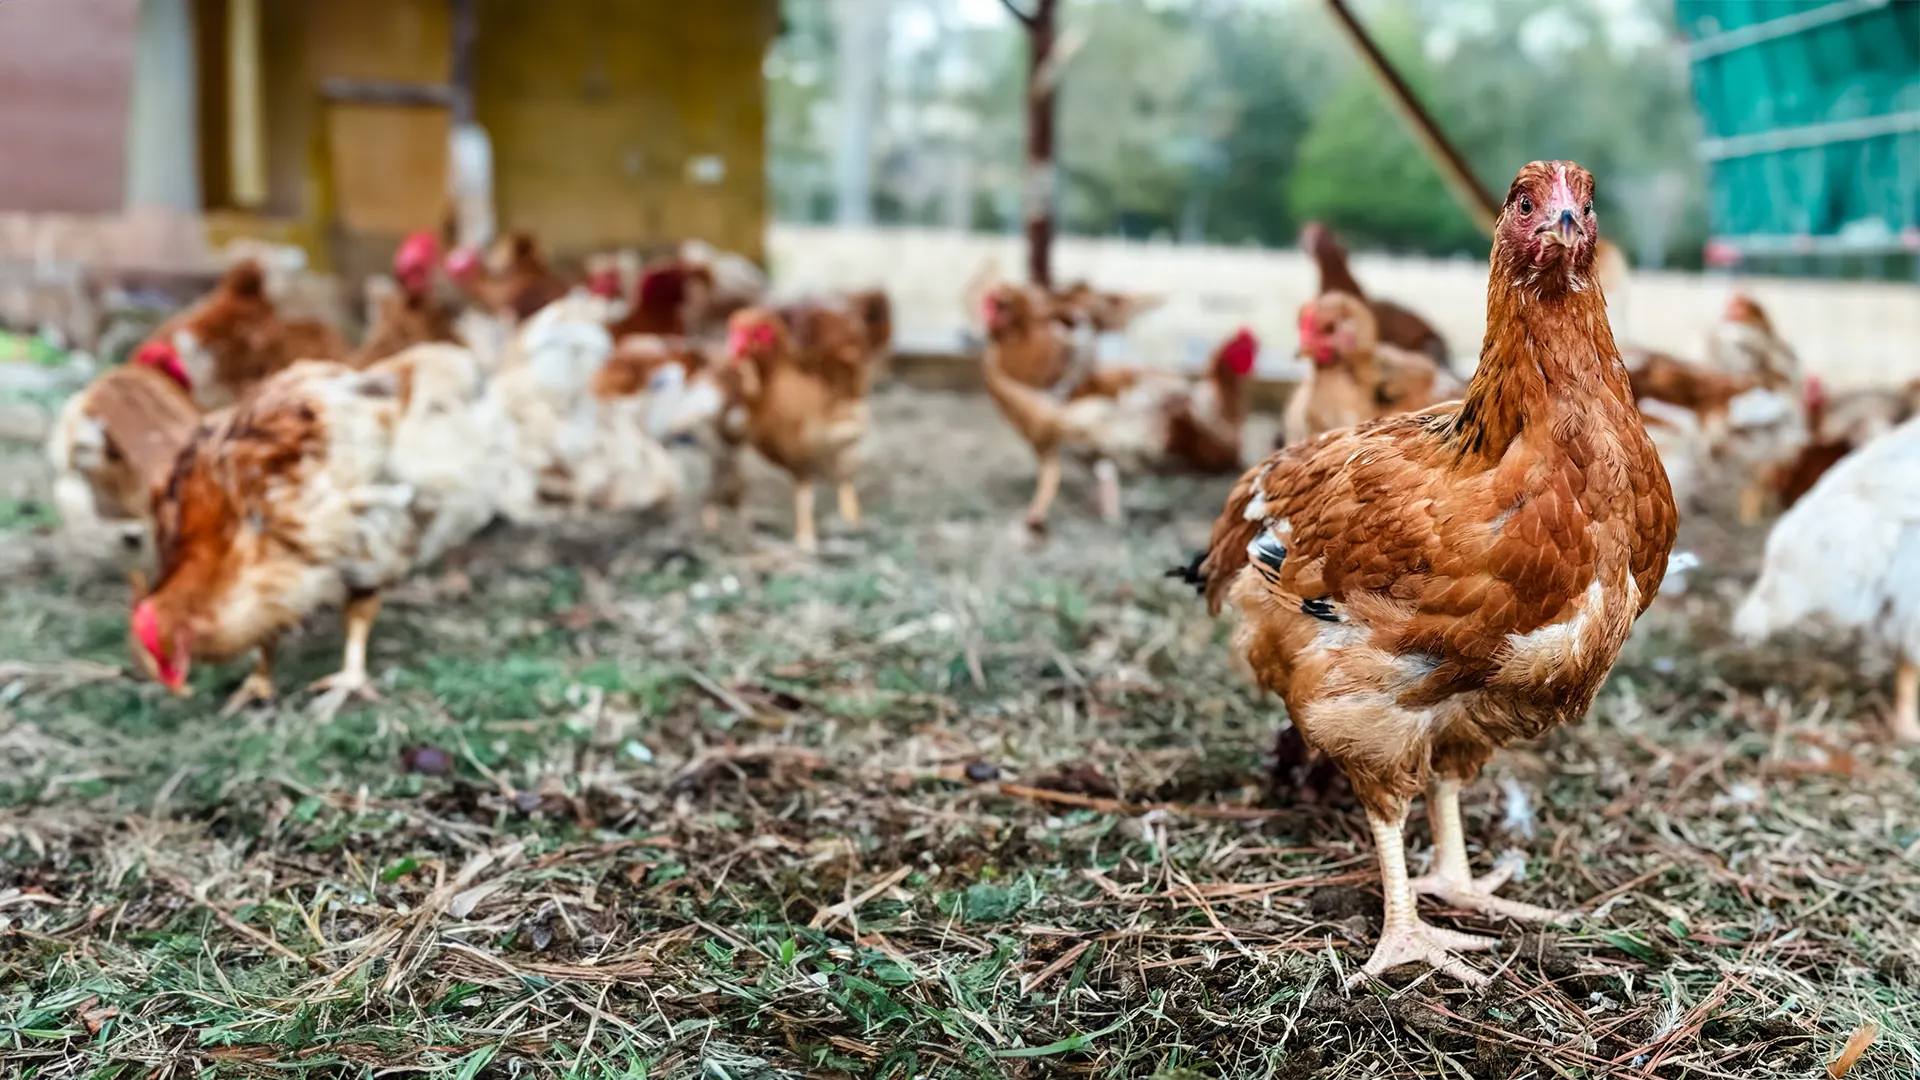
[491,294,684,519]
[1734,413,1920,743]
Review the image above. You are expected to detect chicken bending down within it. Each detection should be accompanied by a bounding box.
[1187,162,1675,986]
[714,307,872,552]
[47,362,203,566]
[980,284,1258,532]
[1284,291,1464,447]
[132,345,516,716]
[1735,414,1920,743]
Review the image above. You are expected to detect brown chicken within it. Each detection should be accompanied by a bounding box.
[1187,162,1676,986]
[138,260,349,410]
[713,307,872,552]
[1283,291,1463,447]
[608,256,718,340]
[47,361,203,560]
[349,230,459,367]
[1623,348,1755,432]
[982,284,1256,530]
[1302,222,1449,366]
[1766,374,1920,511]
[444,230,570,322]
[1706,293,1800,392]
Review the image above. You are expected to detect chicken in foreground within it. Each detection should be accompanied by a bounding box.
[1187,162,1676,986]
[1301,222,1450,366]
[349,230,460,367]
[981,284,1256,531]
[132,345,515,715]
[1736,413,1920,743]
[1283,291,1463,447]
[143,260,350,410]
[713,307,872,552]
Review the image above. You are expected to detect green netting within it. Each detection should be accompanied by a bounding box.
[1676,0,1919,261]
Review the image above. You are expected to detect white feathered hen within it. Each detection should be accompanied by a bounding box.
[1734,413,1920,742]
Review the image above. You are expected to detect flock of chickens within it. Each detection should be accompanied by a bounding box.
[37,158,1920,987]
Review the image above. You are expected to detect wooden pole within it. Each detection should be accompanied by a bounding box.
[1322,0,1497,234]
[1003,0,1059,288]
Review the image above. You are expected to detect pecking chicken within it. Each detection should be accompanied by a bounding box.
[1185,162,1675,986]
[711,306,872,552]
[349,230,460,367]
[1301,222,1450,366]
[1282,291,1463,447]
[1736,412,1920,743]
[131,343,516,715]
[47,359,203,563]
[444,230,571,322]
[140,260,349,410]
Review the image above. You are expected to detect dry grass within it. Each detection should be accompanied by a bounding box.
[1,387,1916,1079]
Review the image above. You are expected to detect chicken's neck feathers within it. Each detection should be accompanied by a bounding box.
[1449,271,1628,465]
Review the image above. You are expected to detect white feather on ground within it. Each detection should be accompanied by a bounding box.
[1734,413,1920,661]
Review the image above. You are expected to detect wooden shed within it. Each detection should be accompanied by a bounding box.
[0,0,777,275]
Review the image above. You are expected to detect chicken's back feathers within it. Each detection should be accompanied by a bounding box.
[1736,414,1920,658]
[52,364,202,522]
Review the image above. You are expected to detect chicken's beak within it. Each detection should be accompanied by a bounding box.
[1546,208,1582,249]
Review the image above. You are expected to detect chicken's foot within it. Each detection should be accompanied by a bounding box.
[1893,657,1920,744]
[1094,459,1122,523]
[1350,806,1496,988]
[1411,777,1570,924]
[219,643,278,718]
[793,480,819,553]
[1025,453,1062,533]
[310,592,383,717]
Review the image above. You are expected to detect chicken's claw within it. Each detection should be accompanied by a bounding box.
[1412,868,1573,925]
[218,673,277,718]
[307,670,381,720]
[1347,919,1497,989]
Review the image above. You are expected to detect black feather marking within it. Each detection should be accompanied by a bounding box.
[1165,550,1208,594]
[1249,532,1286,571]
[1301,597,1339,622]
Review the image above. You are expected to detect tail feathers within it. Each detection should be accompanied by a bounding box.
[1166,550,1208,594]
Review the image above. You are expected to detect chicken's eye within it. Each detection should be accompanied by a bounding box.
[1518,196,1534,215]
[1583,201,1594,216]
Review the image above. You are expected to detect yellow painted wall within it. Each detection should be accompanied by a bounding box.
[475,0,775,262]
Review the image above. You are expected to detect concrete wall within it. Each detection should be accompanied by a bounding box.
[768,224,1920,389]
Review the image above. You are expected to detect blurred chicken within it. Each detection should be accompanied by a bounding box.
[132,345,514,714]
[714,307,872,552]
[1301,222,1449,366]
[980,284,1255,531]
[1623,347,1755,435]
[141,260,349,410]
[1282,291,1463,447]
[1736,413,1920,743]
[1705,293,1799,391]
[444,230,570,322]
[46,360,202,562]
[1185,163,1674,985]
[608,256,718,340]
[1636,398,1709,513]
[349,231,460,367]
[491,295,683,519]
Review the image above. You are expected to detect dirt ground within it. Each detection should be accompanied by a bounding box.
[1,385,1915,1079]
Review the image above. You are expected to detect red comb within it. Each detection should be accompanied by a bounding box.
[1220,327,1259,375]
[395,231,440,276]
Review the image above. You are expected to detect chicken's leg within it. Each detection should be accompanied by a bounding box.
[836,480,862,528]
[1025,453,1063,533]
[1893,657,1920,744]
[1411,776,1569,923]
[793,480,819,553]
[1351,804,1497,988]
[1737,484,1764,526]
[1093,459,1123,523]
[219,640,278,718]
[310,591,383,714]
